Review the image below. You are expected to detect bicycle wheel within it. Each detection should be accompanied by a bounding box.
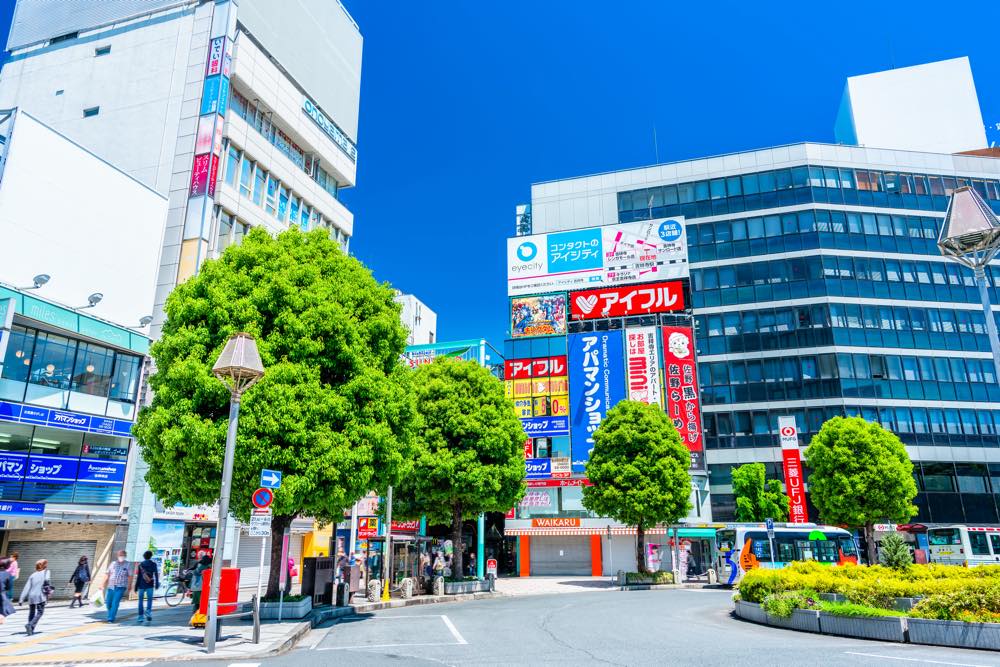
[163,582,183,607]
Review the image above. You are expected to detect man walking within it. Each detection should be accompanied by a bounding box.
[135,551,159,624]
[102,550,132,623]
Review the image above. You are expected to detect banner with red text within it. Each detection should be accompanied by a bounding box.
[570,281,685,320]
[661,326,704,470]
[625,327,662,408]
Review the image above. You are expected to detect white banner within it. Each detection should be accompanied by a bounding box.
[625,327,663,408]
[507,218,687,296]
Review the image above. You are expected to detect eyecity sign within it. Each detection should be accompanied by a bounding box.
[302,98,358,163]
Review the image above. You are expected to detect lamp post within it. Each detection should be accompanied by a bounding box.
[205,333,265,653]
[938,186,1000,382]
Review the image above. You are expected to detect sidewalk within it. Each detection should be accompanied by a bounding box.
[0,592,307,664]
[493,575,617,596]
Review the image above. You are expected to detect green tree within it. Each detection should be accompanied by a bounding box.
[134,228,417,597]
[879,532,913,570]
[393,358,526,578]
[804,416,917,565]
[731,463,789,522]
[582,401,692,573]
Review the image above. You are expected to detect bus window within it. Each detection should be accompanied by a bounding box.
[813,539,839,563]
[970,532,991,556]
[746,532,772,562]
[838,537,858,557]
[928,528,961,545]
[795,540,815,561]
[717,530,735,552]
[990,534,1000,555]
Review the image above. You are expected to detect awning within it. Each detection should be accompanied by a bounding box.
[505,527,720,537]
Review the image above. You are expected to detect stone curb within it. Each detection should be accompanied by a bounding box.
[619,583,713,591]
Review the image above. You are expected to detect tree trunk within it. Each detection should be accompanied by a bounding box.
[265,514,293,600]
[451,504,464,580]
[636,525,647,574]
[864,522,877,566]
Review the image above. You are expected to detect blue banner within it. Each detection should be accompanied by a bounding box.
[525,458,552,479]
[0,452,26,481]
[0,501,44,517]
[568,330,626,473]
[520,416,569,438]
[0,400,132,437]
[76,459,127,485]
[24,454,79,483]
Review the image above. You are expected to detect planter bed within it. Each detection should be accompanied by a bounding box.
[444,579,490,595]
[734,600,768,625]
[258,596,312,620]
[766,608,821,633]
[819,612,906,642]
[908,618,1000,651]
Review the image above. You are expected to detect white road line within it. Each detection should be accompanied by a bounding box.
[227,663,260,667]
[440,614,468,645]
[317,641,462,651]
[844,652,992,667]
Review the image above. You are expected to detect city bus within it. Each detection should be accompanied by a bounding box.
[716,523,859,585]
[927,525,1000,567]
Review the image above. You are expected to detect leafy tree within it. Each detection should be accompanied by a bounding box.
[393,358,526,578]
[134,228,418,597]
[804,416,917,565]
[879,532,913,570]
[583,401,692,573]
[731,463,789,522]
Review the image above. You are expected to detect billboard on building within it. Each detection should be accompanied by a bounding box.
[506,218,687,296]
[568,331,625,473]
[510,294,567,338]
[505,356,568,420]
[625,328,662,408]
[570,281,685,320]
[661,326,704,470]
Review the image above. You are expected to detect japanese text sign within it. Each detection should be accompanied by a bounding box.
[778,416,808,522]
[661,326,704,469]
[568,331,625,473]
[505,356,567,380]
[570,281,685,320]
[625,327,663,408]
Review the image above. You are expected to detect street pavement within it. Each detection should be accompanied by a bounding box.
[149,587,1000,667]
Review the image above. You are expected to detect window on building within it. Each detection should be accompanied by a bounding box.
[71,342,115,397]
[108,354,141,404]
[82,106,99,118]
[29,332,77,389]
[225,146,239,187]
[239,156,253,197]
[1,326,36,383]
[252,165,266,206]
[94,45,111,56]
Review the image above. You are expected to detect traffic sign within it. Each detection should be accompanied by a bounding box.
[249,513,272,537]
[260,469,282,489]
[252,487,274,509]
[765,517,775,538]
[486,558,497,576]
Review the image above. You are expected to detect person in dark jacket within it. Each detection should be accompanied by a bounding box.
[135,551,159,623]
[190,554,212,611]
[69,556,90,608]
[0,559,15,624]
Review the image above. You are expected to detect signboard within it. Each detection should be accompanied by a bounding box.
[260,469,282,489]
[0,401,132,436]
[526,478,592,488]
[520,416,569,437]
[251,488,274,509]
[778,416,808,523]
[0,451,125,485]
[505,356,567,380]
[765,517,775,538]
[523,438,533,458]
[570,281,685,320]
[486,558,497,576]
[248,511,272,537]
[520,490,554,507]
[302,98,358,163]
[357,516,380,539]
[206,36,225,76]
[0,501,44,517]
[525,458,552,479]
[531,517,581,528]
[661,326,704,470]
[874,524,898,533]
[507,218,688,296]
[511,294,567,338]
[568,331,625,472]
[625,327,662,408]
[391,520,420,533]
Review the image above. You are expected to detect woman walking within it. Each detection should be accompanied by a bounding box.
[69,556,90,608]
[6,552,19,596]
[190,554,212,613]
[0,559,15,624]
[19,559,51,636]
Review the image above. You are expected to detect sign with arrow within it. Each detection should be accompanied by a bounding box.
[260,469,282,489]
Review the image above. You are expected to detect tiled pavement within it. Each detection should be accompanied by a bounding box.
[493,575,617,596]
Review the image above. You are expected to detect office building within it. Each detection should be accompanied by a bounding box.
[395,292,438,346]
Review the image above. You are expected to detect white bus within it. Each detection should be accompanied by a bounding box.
[927,525,1000,567]
[716,523,858,585]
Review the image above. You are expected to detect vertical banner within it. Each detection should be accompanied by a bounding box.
[625,327,662,408]
[779,416,808,523]
[661,326,704,470]
[568,330,625,473]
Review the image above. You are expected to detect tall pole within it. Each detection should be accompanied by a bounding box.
[205,395,240,653]
[476,514,485,579]
[381,485,393,601]
[348,501,358,556]
[975,265,1000,382]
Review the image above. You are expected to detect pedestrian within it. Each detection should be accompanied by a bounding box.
[7,552,19,596]
[190,554,212,612]
[432,553,445,578]
[468,552,477,576]
[69,556,90,608]
[284,557,297,594]
[0,559,15,624]
[19,559,51,636]
[101,550,132,623]
[135,551,159,624]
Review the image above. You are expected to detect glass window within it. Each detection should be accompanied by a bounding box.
[239,156,253,197]
[970,532,991,556]
[2,326,36,382]
[265,174,279,215]
[252,165,266,205]
[29,425,83,458]
[109,354,141,404]
[29,332,77,389]
[741,173,759,195]
[71,342,114,397]
[225,146,239,187]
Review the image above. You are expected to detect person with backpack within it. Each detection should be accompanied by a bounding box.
[18,559,51,636]
[135,551,159,623]
[101,550,132,623]
[69,556,90,609]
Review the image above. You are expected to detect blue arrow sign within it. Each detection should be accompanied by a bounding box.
[260,469,282,489]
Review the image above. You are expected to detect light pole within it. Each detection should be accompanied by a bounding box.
[205,333,265,653]
[938,186,1000,382]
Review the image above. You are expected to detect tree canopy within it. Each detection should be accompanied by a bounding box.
[134,228,418,596]
[804,416,917,564]
[731,462,789,522]
[392,358,526,578]
[583,400,692,573]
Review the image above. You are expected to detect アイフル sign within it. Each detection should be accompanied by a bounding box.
[778,416,808,523]
[570,281,685,320]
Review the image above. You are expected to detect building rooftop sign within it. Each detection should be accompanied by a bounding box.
[303,98,357,163]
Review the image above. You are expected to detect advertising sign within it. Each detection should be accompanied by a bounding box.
[520,416,569,437]
[0,501,44,517]
[519,490,554,507]
[505,356,567,380]
[0,401,132,436]
[570,281,685,320]
[511,294,567,338]
[526,478,593,488]
[531,518,580,528]
[625,327,662,408]
[391,520,420,533]
[568,331,625,472]
[507,218,687,296]
[778,416,808,523]
[206,36,225,76]
[661,326,704,470]
[357,517,380,539]
[523,438,533,458]
[525,458,551,479]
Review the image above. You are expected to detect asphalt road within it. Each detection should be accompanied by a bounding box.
[162,588,1000,666]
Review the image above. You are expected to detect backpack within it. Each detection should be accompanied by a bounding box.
[140,562,155,586]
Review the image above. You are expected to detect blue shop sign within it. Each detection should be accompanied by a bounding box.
[24,454,78,483]
[520,416,569,438]
[0,400,132,437]
[525,458,551,479]
[0,501,44,517]
[0,452,26,481]
[0,450,125,485]
[76,459,127,485]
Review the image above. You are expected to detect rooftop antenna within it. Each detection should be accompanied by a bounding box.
[653,126,660,164]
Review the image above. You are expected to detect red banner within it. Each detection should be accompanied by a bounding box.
[661,326,703,468]
[782,448,808,523]
[570,281,685,320]
[526,478,593,487]
[505,356,567,380]
[391,520,420,533]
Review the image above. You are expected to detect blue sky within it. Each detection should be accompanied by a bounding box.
[343,0,1000,349]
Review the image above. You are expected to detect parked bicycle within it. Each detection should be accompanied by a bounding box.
[163,569,193,607]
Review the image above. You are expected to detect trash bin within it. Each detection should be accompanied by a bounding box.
[336,582,350,607]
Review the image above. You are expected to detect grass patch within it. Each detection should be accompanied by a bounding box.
[817,600,906,618]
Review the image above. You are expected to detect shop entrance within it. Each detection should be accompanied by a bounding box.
[530,536,590,575]
[8,539,96,599]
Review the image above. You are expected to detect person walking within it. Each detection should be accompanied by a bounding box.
[6,552,19,597]
[135,551,159,624]
[102,550,132,623]
[69,556,90,608]
[284,557,296,594]
[19,559,51,636]
[0,559,15,624]
[190,554,212,613]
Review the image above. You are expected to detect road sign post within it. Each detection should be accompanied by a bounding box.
[252,487,274,510]
[260,469,282,489]
[249,508,272,605]
[765,518,776,567]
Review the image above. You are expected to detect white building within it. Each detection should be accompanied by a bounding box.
[395,292,438,346]
[834,57,988,154]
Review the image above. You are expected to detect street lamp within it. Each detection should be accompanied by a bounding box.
[205,332,265,653]
[938,186,1000,381]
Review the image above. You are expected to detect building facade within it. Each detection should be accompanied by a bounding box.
[395,292,438,346]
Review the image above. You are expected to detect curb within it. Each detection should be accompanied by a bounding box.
[619,583,714,591]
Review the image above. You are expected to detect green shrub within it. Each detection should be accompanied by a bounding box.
[761,590,818,618]
[878,533,912,571]
[910,582,1000,623]
[625,571,673,584]
[816,600,906,618]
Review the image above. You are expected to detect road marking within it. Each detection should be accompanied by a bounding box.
[440,615,468,645]
[844,652,992,667]
[318,642,462,651]
[227,663,261,667]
